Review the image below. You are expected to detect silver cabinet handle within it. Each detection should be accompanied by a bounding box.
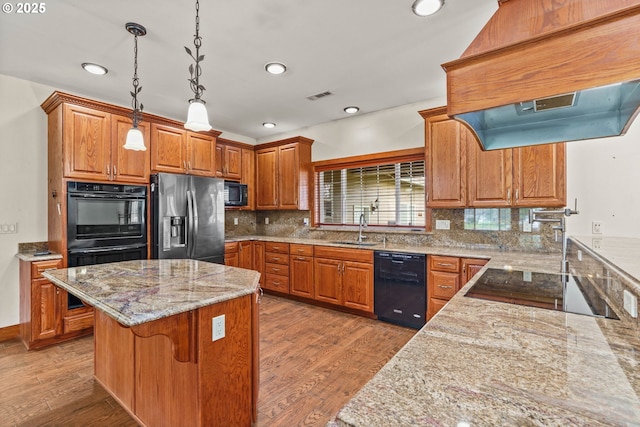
[113,165,117,177]
[438,263,454,267]
[515,189,519,201]
[507,188,511,200]
[438,285,453,289]
[106,164,110,178]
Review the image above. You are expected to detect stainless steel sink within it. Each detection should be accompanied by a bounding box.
[331,241,378,247]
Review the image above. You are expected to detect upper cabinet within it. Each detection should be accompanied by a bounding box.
[150,123,219,177]
[420,107,566,209]
[255,136,313,211]
[42,95,151,184]
[216,139,242,180]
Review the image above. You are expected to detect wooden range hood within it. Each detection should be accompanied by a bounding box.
[442,0,640,150]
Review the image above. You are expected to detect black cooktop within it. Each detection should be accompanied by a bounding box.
[465,268,619,319]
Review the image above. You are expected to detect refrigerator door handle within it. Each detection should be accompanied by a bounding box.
[191,188,199,258]
[187,190,195,258]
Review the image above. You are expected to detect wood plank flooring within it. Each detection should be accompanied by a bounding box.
[0,295,415,427]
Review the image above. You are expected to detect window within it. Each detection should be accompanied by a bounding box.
[314,150,425,228]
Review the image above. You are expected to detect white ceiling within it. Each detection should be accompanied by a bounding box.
[0,0,497,140]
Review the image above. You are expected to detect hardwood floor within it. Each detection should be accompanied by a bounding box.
[0,295,415,427]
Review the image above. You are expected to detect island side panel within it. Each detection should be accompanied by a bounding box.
[94,310,135,411]
[199,294,253,427]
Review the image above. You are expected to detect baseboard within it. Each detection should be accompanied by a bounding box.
[0,324,20,342]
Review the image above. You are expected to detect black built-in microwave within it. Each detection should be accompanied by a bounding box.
[224,181,248,207]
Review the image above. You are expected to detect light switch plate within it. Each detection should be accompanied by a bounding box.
[623,290,638,318]
[264,217,269,225]
[233,218,238,225]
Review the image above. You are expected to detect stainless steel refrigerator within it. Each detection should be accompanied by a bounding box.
[151,173,225,264]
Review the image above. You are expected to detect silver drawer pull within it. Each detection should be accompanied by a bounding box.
[273,257,280,261]
[438,263,454,267]
[272,268,280,271]
[438,285,453,289]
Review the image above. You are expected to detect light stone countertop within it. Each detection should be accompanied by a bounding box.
[324,236,640,427]
[43,259,260,327]
[15,251,63,262]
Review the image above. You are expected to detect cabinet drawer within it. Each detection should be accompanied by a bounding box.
[265,253,289,265]
[63,311,94,333]
[290,244,313,257]
[264,274,290,293]
[224,242,238,253]
[314,246,373,264]
[431,271,459,299]
[265,263,289,276]
[430,255,460,273]
[265,242,289,254]
[31,259,62,279]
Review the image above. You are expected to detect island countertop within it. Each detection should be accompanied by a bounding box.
[43,259,260,327]
[329,237,640,426]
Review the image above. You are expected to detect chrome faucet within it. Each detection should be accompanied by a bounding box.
[529,199,579,274]
[357,213,367,243]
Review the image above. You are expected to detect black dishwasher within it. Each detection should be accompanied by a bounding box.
[374,251,426,329]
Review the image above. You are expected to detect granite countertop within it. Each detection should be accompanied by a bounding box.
[43,259,260,327]
[15,251,63,262]
[328,236,640,426]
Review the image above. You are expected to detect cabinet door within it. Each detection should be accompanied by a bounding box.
[427,298,448,321]
[150,124,186,173]
[342,261,374,313]
[313,258,342,305]
[461,258,488,286]
[252,242,265,285]
[224,145,242,180]
[215,144,224,177]
[111,115,150,183]
[426,114,467,207]
[467,139,513,207]
[513,143,566,207]
[31,278,60,340]
[290,255,314,298]
[238,241,253,269]
[63,104,111,180]
[186,132,215,176]
[277,143,300,209]
[255,147,278,209]
[241,148,255,210]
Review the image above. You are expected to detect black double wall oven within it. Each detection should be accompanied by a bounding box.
[67,181,147,309]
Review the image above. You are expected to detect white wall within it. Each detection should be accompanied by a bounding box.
[0,75,56,328]
[566,117,640,238]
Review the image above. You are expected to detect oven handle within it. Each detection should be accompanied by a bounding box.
[68,244,147,255]
[69,193,146,200]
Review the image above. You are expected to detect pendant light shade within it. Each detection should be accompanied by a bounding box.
[124,127,146,151]
[184,0,212,132]
[124,22,147,151]
[412,0,444,16]
[185,100,212,132]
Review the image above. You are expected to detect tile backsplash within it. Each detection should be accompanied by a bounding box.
[225,208,564,253]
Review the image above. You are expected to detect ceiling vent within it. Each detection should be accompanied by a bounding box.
[306,91,333,101]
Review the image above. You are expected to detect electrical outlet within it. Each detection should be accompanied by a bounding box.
[592,221,602,234]
[264,217,269,225]
[212,315,225,341]
[233,217,238,225]
[623,290,638,318]
[592,238,602,249]
[435,220,450,230]
[0,223,18,234]
[303,217,309,226]
[523,220,532,232]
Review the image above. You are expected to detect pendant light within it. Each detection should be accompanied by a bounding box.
[123,22,147,151]
[184,0,212,132]
[412,0,444,16]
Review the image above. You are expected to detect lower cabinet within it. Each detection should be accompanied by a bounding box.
[263,242,290,293]
[289,244,314,298]
[252,241,265,286]
[427,255,488,321]
[224,242,239,267]
[20,258,93,350]
[313,246,374,313]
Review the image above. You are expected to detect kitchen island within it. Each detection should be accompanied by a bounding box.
[43,259,261,427]
[328,237,640,426]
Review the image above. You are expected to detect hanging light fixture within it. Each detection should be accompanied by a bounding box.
[184,0,212,132]
[123,22,147,151]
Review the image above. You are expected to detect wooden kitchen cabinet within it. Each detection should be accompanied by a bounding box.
[224,242,239,267]
[423,108,467,208]
[252,241,265,286]
[20,258,93,350]
[263,242,290,293]
[216,139,242,180]
[255,136,313,210]
[241,147,256,210]
[467,138,566,207]
[313,246,374,313]
[111,114,151,183]
[151,123,219,176]
[420,106,566,208]
[238,240,252,269]
[289,244,314,299]
[427,255,488,321]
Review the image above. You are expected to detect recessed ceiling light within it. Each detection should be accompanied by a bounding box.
[81,62,108,75]
[263,122,276,129]
[344,106,360,114]
[265,62,287,75]
[412,0,444,16]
